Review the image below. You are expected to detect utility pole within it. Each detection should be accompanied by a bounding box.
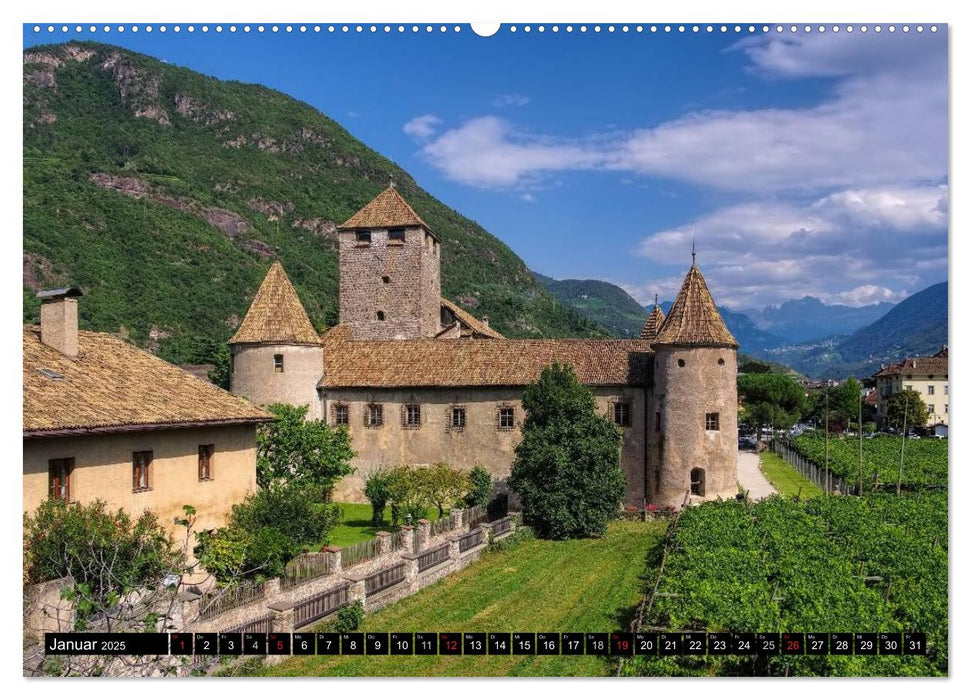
[858,392,864,496]
[897,397,908,496]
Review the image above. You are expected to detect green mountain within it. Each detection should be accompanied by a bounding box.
[23,42,604,365]
[535,274,644,338]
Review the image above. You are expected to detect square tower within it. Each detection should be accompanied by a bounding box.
[337,185,442,340]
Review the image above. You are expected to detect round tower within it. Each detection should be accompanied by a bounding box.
[651,263,739,508]
[229,261,324,415]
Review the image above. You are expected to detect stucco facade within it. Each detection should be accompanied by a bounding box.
[24,424,258,540]
[322,386,647,504]
[231,343,324,411]
[875,374,949,427]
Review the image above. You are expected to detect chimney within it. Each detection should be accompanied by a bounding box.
[37,288,82,358]
[481,316,490,329]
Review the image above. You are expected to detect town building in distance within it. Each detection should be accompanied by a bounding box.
[229,186,741,509]
[873,346,949,430]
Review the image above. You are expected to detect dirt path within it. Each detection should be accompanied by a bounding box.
[737,449,777,501]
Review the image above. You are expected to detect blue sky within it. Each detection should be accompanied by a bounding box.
[23,24,948,310]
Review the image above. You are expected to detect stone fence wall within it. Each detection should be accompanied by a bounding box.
[182,508,515,634]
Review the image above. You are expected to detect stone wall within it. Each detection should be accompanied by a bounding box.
[338,225,441,340]
[323,386,647,504]
[182,510,515,637]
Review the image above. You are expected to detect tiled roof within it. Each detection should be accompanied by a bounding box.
[440,298,505,339]
[229,261,321,345]
[319,325,653,388]
[640,304,666,341]
[24,326,269,436]
[338,186,433,235]
[653,265,738,348]
[873,347,949,378]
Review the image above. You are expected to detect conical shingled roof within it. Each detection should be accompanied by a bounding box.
[229,262,321,345]
[640,301,666,341]
[653,265,738,348]
[338,186,434,236]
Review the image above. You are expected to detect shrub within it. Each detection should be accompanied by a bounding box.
[464,465,493,509]
[364,471,391,526]
[335,600,364,632]
[509,363,626,539]
[229,483,340,549]
[417,462,471,518]
[385,465,430,527]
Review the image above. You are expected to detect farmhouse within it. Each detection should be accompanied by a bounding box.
[23,288,270,539]
[229,186,741,509]
[873,346,949,428]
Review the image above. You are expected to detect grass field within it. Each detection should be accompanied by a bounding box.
[260,520,667,677]
[760,452,825,499]
[321,503,442,548]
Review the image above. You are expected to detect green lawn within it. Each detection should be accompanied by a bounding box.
[262,520,667,677]
[323,503,442,548]
[760,451,825,499]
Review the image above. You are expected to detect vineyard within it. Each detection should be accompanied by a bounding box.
[627,493,947,677]
[787,436,947,489]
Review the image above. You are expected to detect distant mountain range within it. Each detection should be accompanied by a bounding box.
[539,273,947,379]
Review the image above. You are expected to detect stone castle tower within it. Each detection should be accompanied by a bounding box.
[228,261,323,410]
[651,263,739,506]
[337,185,442,340]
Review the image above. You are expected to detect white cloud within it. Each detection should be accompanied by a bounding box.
[492,94,530,108]
[414,32,945,194]
[402,114,442,142]
[520,193,536,203]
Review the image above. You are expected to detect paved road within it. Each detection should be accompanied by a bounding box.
[737,449,778,501]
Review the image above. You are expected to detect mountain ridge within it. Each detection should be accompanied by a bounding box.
[23,41,606,366]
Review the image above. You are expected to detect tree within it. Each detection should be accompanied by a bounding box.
[739,359,772,374]
[364,470,392,526]
[385,465,430,526]
[464,465,493,510]
[885,390,929,433]
[256,403,355,492]
[509,363,625,539]
[737,373,807,436]
[419,462,471,518]
[831,378,863,430]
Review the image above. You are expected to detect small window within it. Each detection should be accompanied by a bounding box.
[48,458,73,501]
[356,231,372,245]
[945,404,948,413]
[366,403,384,427]
[945,385,949,395]
[928,404,935,415]
[905,385,913,391]
[133,451,153,492]
[403,403,421,428]
[927,385,935,395]
[376,311,385,321]
[718,358,725,366]
[388,228,406,243]
[449,405,467,430]
[274,354,284,373]
[613,402,631,427]
[198,444,214,481]
[690,468,706,497]
[705,412,720,431]
[656,412,662,431]
[677,359,686,368]
[382,275,390,284]
[333,403,349,426]
[497,406,515,431]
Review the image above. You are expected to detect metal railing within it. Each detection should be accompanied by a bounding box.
[417,543,450,572]
[198,580,266,621]
[365,563,406,596]
[458,528,484,552]
[281,554,334,590]
[293,583,349,628]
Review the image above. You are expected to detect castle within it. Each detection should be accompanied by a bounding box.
[228,186,739,508]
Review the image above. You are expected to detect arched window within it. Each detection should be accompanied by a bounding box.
[690,468,706,497]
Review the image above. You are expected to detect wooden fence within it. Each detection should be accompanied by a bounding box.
[458,528,484,552]
[365,563,406,596]
[773,440,851,494]
[465,505,487,529]
[341,538,378,569]
[293,583,350,629]
[225,612,275,635]
[198,580,265,621]
[417,543,450,572]
[491,516,513,536]
[281,554,334,591]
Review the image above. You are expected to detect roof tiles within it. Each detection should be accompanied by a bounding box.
[653,266,738,348]
[229,261,321,346]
